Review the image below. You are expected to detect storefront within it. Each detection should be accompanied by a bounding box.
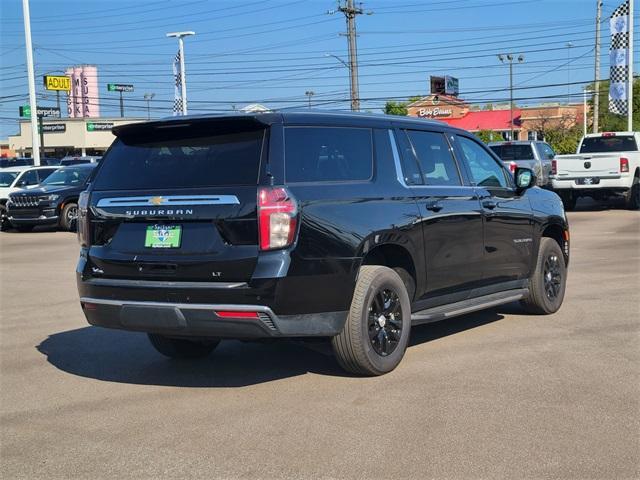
[8,117,145,158]
[407,94,586,141]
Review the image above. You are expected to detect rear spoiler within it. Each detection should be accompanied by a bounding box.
[112,114,280,138]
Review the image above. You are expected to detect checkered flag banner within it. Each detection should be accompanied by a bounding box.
[609,0,630,115]
[172,50,183,116]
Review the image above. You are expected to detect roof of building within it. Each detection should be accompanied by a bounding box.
[442,109,522,131]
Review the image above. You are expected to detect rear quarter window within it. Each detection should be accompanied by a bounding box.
[284,126,373,183]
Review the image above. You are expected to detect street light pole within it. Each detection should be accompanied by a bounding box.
[144,93,155,120]
[167,31,195,115]
[22,0,40,165]
[498,53,524,140]
[566,42,574,104]
[305,90,315,109]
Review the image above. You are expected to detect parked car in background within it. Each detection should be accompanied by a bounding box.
[0,157,33,168]
[0,157,60,168]
[0,165,59,230]
[76,111,569,376]
[552,132,640,210]
[488,141,555,187]
[6,163,97,232]
[60,155,102,166]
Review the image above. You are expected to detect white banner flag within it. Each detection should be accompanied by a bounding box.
[609,1,631,115]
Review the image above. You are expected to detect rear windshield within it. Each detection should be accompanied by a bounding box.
[580,136,638,153]
[93,128,264,190]
[489,144,535,161]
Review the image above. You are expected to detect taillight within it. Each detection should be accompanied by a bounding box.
[509,161,517,175]
[258,186,298,251]
[620,157,629,173]
[551,159,557,175]
[77,190,91,247]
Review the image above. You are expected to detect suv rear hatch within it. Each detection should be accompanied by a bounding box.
[85,117,269,283]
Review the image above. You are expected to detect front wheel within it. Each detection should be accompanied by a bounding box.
[148,334,220,359]
[332,265,411,376]
[60,202,78,231]
[521,238,567,315]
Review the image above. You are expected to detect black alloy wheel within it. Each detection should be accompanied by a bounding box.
[368,288,403,356]
[543,253,562,301]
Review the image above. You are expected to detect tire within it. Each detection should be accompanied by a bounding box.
[521,238,567,315]
[147,334,220,359]
[623,175,639,210]
[559,192,576,211]
[0,205,8,232]
[60,202,78,231]
[331,265,412,376]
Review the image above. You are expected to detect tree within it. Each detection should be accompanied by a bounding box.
[476,129,500,143]
[527,109,581,154]
[384,101,408,116]
[587,78,640,131]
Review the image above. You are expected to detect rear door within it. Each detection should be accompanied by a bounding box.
[87,120,268,283]
[455,134,534,285]
[397,128,485,297]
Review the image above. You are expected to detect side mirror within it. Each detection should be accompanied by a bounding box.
[515,167,536,191]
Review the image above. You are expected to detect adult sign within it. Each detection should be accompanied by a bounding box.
[19,105,61,118]
[107,83,134,93]
[43,75,71,91]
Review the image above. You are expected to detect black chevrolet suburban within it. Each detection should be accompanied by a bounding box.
[77,111,569,375]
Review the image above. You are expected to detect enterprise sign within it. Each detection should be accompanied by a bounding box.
[86,122,114,132]
[39,123,66,133]
[107,83,134,93]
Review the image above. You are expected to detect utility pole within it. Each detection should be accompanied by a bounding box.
[628,0,634,131]
[498,53,524,140]
[583,87,594,137]
[22,0,40,165]
[167,31,195,115]
[337,1,364,111]
[593,0,602,133]
[144,93,155,120]
[119,91,124,117]
[305,90,315,109]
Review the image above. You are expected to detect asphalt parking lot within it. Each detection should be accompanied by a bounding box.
[1,200,639,479]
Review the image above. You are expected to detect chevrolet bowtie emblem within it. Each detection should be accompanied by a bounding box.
[149,196,164,206]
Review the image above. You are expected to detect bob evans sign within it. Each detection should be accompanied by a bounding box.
[417,107,453,118]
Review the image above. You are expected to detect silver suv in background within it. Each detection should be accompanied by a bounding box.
[488,141,555,187]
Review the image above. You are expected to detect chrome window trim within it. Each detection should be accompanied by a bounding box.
[96,195,240,207]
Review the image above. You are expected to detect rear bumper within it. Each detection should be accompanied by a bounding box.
[80,296,347,338]
[551,175,630,191]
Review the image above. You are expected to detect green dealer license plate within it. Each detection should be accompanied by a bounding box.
[144,225,182,248]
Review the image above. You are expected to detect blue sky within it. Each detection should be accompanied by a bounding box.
[0,0,638,138]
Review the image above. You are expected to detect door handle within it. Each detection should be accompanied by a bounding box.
[482,199,497,210]
[426,200,443,212]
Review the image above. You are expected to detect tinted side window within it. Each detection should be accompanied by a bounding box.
[285,127,372,183]
[19,170,39,186]
[540,143,555,159]
[457,136,508,188]
[37,168,56,182]
[405,130,461,186]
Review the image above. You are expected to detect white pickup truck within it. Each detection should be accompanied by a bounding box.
[552,132,640,210]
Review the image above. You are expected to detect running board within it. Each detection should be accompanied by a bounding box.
[411,289,528,325]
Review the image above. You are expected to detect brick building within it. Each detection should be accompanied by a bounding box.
[406,94,586,141]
